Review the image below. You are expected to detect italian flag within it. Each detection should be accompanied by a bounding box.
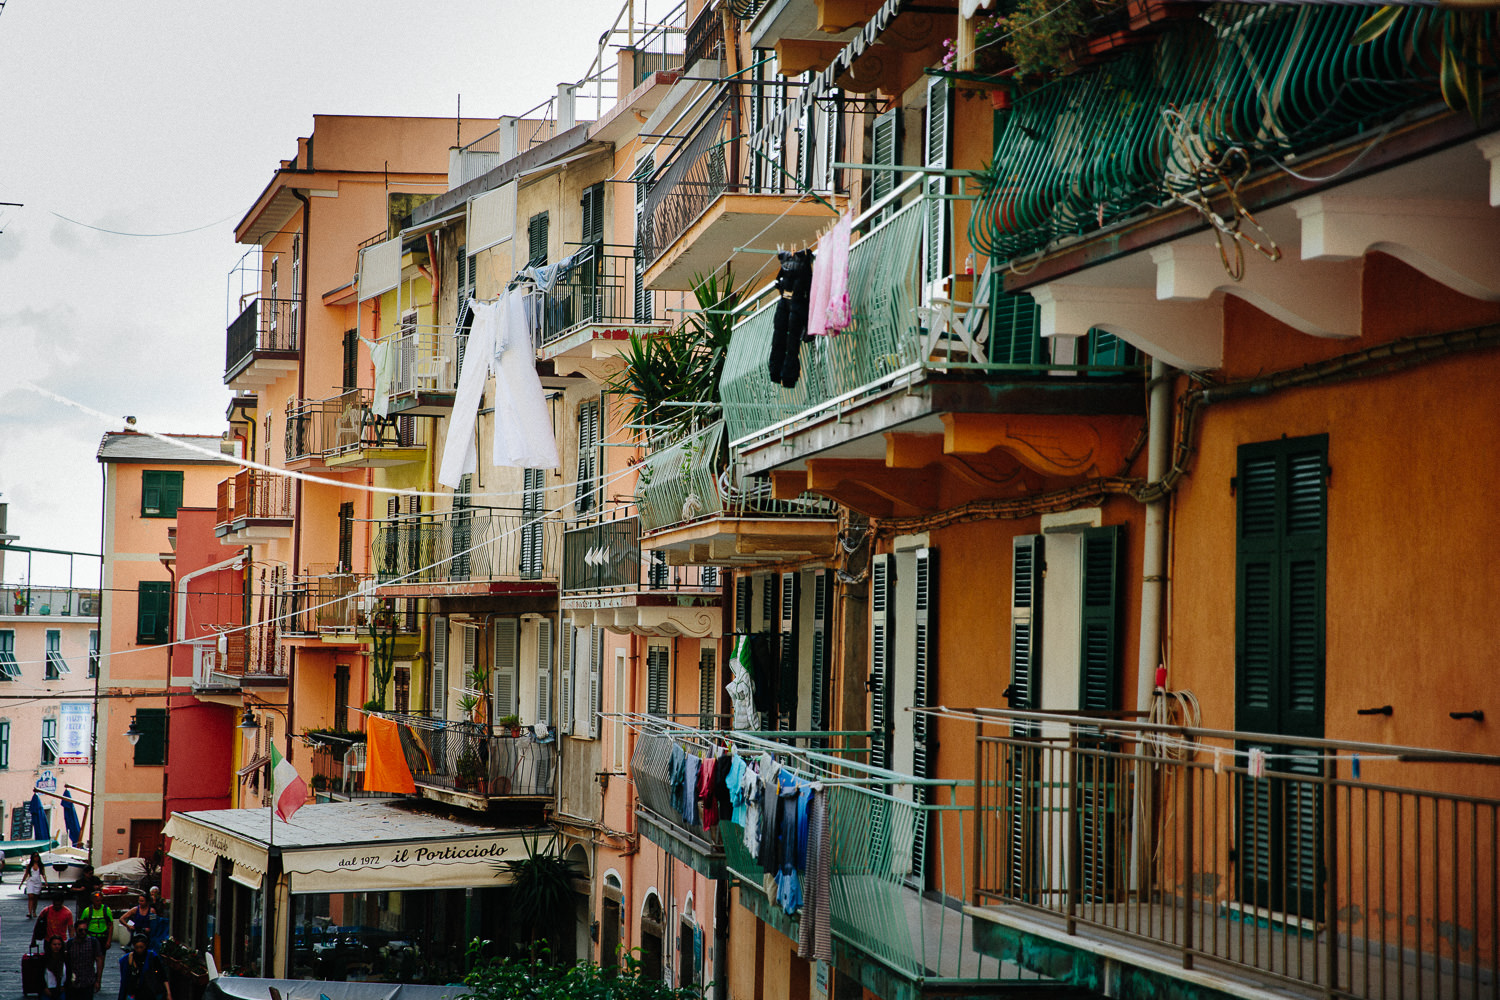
[270,743,308,822]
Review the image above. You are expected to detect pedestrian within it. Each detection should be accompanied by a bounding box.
[22,853,48,919]
[118,895,153,940]
[118,935,171,1000]
[78,891,113,985]
[42,934,68,1000]
[40,894,75,942]
[65,930,99,1000]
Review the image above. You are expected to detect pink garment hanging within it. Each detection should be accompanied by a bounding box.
[807,225,834,338]
[819,212,854,334]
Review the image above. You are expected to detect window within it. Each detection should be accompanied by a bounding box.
[647,551,669,589]
[646,646,669,718]
[580,184,605,322]
[394,665,410,714]
[0,720,10,769]
[527,211,549,268]
[576,400,600,514]
[430,616,448,718]
[588,625,602,739]
[141,471,183,518]
[536,617,554,726]
[41,717,57,765]
[697,648,717,729]
[137,582,171,644]
[633,159,654,323]
[44,631,67,680]
[492,619,519,720]
[0,632,17,679]
[342,330,359,391]
[337,502,355,570]
[334,665,350,732]
[520,469,547,578]
[132,708,166,766]
[88,630,99,678]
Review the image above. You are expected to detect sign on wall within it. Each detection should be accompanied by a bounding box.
[57,702,92,765]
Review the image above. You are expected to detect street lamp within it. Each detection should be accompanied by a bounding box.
[123,715,143,747]
[237,708,259,733]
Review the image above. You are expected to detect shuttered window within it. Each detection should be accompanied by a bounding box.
[646,646,670,718]
[431,615,448,717]
[337,502,355,571]
[1079,526,1122,712]
[870,109,902,216]
[734,574,752,634]
[132,708,166,766]
[580,183,606,324]
[141,471,183,518]
[536,617,553,726]
[809,570,831,735]
[777,571,800,731]
[868,554,893,770]
[698,648,718,729]
[924,76,950,283]
[909,548,937,881]
[342,329,359,391]
[453,474,473,580]
[521,468,547,578]
[493,619,519,720]
[633,158,654,322]
[0,632,17,680]
[1235,435,1328,918]
[137,582,171,644]
[41,717,58,766]
[1006,535,1042,898]
[576,400,600,514]
[527,212,549,268]
[588,624,603,738]
[560,622,575,733]
[0,720,9,769]
[44,630,67,679]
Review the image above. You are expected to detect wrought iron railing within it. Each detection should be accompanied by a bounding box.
[636,420,837,535]
[216,470,293,530]
[382,715,556,797]
[308,738,401,800]
[0,585,99,617]
[970,5,1496,262]
[371,509,562,585]
[282,572,370,634]
[562,515,721,593]
[973,708,1500,1000]
[640,86,736,266]
[387,326,466,397]
[538,245,638,346]
[683,2,724,71]
[225,296,300,378]
[285,389,427,462]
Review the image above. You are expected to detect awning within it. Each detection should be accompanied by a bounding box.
[162,815,269,888]
[357,238,401,302]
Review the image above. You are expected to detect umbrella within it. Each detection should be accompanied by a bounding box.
[61,790,81,846]
[27,793,49,842]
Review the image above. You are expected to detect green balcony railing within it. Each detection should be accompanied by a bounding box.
[636,419,837,535]
[971,4,1495,262]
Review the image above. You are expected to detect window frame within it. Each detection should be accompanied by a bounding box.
[40,717,57,766]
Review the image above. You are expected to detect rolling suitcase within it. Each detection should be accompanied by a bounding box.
[20,941,45,996]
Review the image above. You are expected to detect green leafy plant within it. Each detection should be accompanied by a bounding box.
[1354,6,1493,123]
[462,938,699,1000]
[489,834,585,963]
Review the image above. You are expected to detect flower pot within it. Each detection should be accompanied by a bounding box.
[989,88,1013,110]
[1127,0,1197,32]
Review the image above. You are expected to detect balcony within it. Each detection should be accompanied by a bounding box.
[682,2,725,74]
[371,509,562,598]
[384,326,466,417]
[630,720,1052,992]
[279,572,420,646]
[308,737,403,802]
[537,245,668,375]
[635,420,838,565]
[381,713,556,806]
[969,709,1500,1000]
[718,187,1144,513]
[200,624,286,687]
[225,296,300,390]
[0,585,99,618]
[214,470,293,544]
[640,85,844,290]
[284,389,428,469]
[560,516,721,636]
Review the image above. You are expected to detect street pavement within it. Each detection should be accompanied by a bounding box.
[0,884,123,1000]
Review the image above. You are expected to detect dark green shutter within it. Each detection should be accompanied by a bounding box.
[1079,525,1122,712]
[760,573,777,633]
[521,468,546,578]
[871,109,901,212]
[141,471,183,518]
[809,570,831,736]
[528,212,550,268]
[576,400,600,514]
[910,548,936,882]
[734,574,752,634]
[137,582,171,643]
[777,571,800,730]
[342,330,359,390]
[1007,536,1043,898]
[337,502,354,571]
[133,708,167,766]
[924,76,950,282]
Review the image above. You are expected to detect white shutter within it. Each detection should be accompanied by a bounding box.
[536,617,554,726]
[925,75,951,284]
[493,618,519,720]
[869,554,893,770]
[588,625,603,738]
[560,622,575,733]
[462,627,477,709]
[431,615,448,718]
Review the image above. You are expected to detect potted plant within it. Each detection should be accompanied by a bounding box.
[497,714,522,738]
[455,743,487,794]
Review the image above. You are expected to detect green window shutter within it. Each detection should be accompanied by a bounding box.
[924,76,950,283]
[633,158,654,322]
[137,581,171,644]
[1079,525,1122,712]
[1010,536,1044,724]
[528,212,550,268]
[581,184,605,248]
[991,287,1043,366]
[133,708,166,766]
[909,548,937,882]
[0,720,9,769]
[868,554,894,769]
[646,646,669,718]
[576,401,599,514]
[698,647,717,730]
[493,618,519,720]
[870,109,902,211]
[777,571,800,731]
[734,574,751,634]
[809,570,831,735]
[760,572,777,633]
[141,471,184,518]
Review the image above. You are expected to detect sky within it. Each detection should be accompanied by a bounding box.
[0,0,633,586]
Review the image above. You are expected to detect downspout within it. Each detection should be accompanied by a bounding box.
[91,462,107,860]
[289,190,312,757]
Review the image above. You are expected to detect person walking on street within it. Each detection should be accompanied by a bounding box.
[23,853,48,918]
[42,934,69,1000]
[118,895,153,941]
[40,894,75,942]
[78,891,113,985]
[118,935,170,1000]
[65,931,100,1000]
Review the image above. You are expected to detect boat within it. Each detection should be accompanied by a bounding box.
[0,838,57,872]
[41,846,89,883]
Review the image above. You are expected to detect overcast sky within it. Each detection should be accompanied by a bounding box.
[0,0,632,585]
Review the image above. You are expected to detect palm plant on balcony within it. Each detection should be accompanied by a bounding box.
[608,270,740,443]
[489,834,583,963]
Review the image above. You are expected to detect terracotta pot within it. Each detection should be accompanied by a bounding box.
[989,88,1012,110]
[1127,0,1197,32]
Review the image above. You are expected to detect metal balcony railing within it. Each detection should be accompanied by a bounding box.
[538,245,639,346]
[636,420,837,535]
[683,2,724,72]
[0,585,100,617]
[972,708,1500,1000]
[388,326,466,397]
[380,714,556,798]
[282,572,375,634]
[308,738,402,800]
[216,470,293,530]
[285,389,428,462]
[371,509,562,585]
[562,515,721,593]
[640,85,736,267]
[225,296,300,377]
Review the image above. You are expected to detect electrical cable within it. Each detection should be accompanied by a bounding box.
[46,211,239,238]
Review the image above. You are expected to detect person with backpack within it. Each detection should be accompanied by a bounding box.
[118,935,171,1000]
[78,891,113,987]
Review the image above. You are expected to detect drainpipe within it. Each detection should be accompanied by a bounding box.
[1132,357,1172,891]
[290,190,312,755]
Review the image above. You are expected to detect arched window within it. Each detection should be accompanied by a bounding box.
[640,892,664,982]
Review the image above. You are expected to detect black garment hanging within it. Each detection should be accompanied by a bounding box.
[767,250,814,388]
